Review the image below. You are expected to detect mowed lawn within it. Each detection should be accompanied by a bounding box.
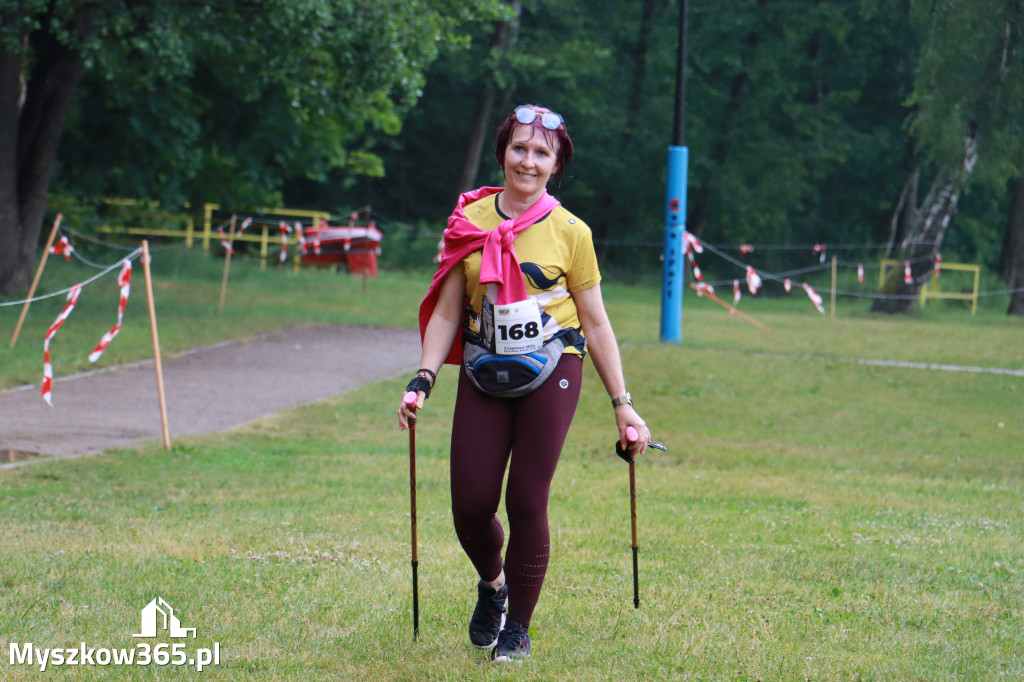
[1,254,1022,680]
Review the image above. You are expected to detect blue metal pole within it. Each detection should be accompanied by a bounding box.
[660,147,688,343]
[661,0,688,343]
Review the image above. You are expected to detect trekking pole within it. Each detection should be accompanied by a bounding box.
[403,391,420,639]
[615,426,668,609]
[625,427,640,608]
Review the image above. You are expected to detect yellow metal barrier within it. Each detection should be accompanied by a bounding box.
[67,199,336,272]
[98,220,195,247]
[202,203,331,269]
[879,259,980,315]
[94,198,196,247]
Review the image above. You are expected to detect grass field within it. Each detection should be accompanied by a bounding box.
[1,249,1023,679]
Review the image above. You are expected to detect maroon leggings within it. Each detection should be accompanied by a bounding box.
[449,354,583,629]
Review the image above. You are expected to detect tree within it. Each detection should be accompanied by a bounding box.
[456,1,522,194]
[345,0,1024,300]
[0,0,503,293]
[356,0,630,224]
[253,0,1022,294]
[14,0,1019,300]
[0,1,96,293]
[1001,143,1024,314]
[872,127,979,313]
[361,0,921,279]
[871,0,1024,314]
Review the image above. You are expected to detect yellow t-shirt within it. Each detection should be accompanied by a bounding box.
[460,194,601,356]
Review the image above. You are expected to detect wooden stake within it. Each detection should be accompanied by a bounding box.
[141,240,171,451]
[218,214,237,313]
[690,283,772,334]
[10,214,63,349]
[830,255,837,321]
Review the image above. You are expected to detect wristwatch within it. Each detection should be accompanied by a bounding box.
[611,392,632,408]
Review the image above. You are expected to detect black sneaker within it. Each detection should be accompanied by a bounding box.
[468,581,507,649]
[491,620,530,662]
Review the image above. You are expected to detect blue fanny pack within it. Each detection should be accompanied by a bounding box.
[462,328,582,398]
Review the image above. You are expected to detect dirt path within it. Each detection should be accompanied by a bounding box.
[0,325,421,466]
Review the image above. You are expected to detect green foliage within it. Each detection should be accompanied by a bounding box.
[53,0,506,208]
[906,0,1024,186]
[355,0,927,274]
[683,1,911,248]
[13,0,1024,279]
[0,0,45,48]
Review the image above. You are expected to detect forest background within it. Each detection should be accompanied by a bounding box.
[2,0,1024,315]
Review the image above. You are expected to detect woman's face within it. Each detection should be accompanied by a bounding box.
[502,124,559,199]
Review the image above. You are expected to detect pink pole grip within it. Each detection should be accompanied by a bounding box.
[403,391,418,407]
[625,426,639,442]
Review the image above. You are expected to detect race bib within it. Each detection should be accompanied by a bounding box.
[493,298,544,355]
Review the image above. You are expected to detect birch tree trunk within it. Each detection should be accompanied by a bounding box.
[871,125,979,314]
[884,166,920,259]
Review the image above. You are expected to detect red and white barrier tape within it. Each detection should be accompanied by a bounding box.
[315,219,326,255]
[802,282,825,314]
[745,265,762,295]
[50,235,75,261]
[857,263,865,284]
[279,221,290,262]
[684,232,703,254]
[41,284,83,406]
[217,227,234,254]
[88,260,132,362]
[218,217,252,253]
[687,250,702,281]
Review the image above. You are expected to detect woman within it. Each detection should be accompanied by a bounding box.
[398,104,651,662]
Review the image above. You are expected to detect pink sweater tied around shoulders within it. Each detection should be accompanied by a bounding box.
[418,186,560,365]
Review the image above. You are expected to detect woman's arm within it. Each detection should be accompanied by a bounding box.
[398,268,466,429]
[573,283,650,456]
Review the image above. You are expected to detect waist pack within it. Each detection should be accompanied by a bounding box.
[463,328,582,398]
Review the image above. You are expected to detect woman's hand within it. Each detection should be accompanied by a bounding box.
[398,390,424,431]
[573,284,651,458]
[615,404,650,457]
[397,268,465,431]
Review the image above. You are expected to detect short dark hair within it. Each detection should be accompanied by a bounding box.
[494,104,574,177]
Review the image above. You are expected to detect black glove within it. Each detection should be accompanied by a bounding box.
[405,375,432,399]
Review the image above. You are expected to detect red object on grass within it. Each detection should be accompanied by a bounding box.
[301,216,382,276]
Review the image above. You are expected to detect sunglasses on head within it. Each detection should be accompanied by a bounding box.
[514,106,564,130]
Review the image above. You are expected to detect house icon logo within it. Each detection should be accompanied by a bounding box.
[132,597,197,638]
